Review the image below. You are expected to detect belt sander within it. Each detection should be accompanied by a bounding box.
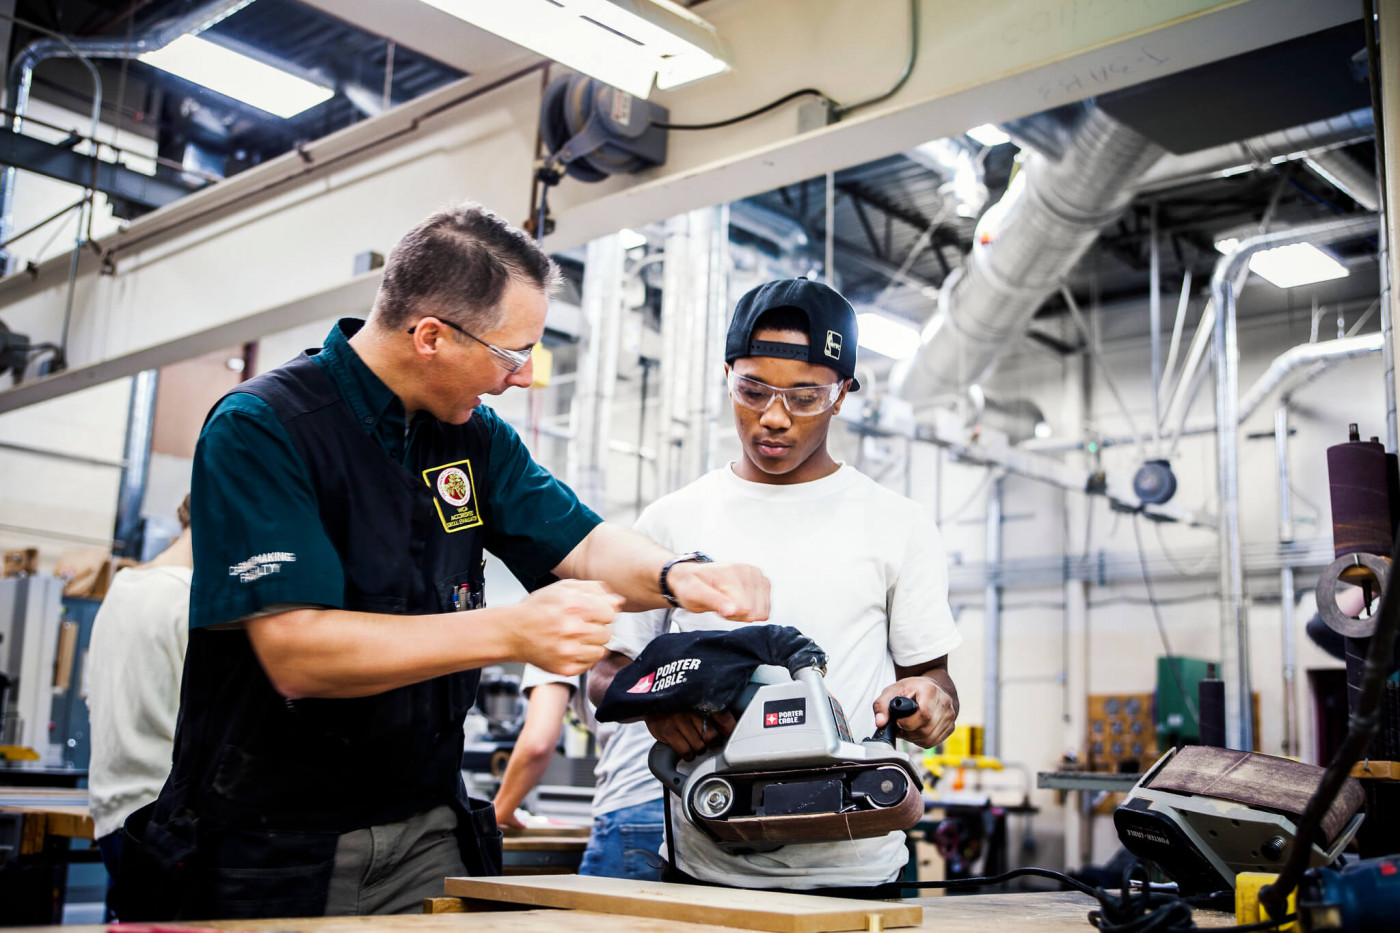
[648,663,925,852]
[1115,745,1365,894]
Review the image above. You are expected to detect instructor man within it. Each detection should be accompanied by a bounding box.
[119,203,768,920]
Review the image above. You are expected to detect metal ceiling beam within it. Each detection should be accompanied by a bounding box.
[0,270,381,413]
[0,128,202,214]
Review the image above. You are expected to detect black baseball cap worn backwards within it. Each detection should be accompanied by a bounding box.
[725,277,861,391]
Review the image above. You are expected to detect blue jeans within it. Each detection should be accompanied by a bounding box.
[578,799,665,881]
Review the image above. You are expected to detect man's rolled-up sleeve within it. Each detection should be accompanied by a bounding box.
[189,395,345,629]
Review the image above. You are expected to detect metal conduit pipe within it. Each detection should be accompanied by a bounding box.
[0,0,253,251]
[1304,147,1382,212]
[1023,331,1385,454]
[892,108,1165,402]
[1237,332,1385,421]
[1211,212,1379,751]
[728,200,810,255]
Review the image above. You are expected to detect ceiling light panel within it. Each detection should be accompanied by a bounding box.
[1214,238,1350,288]
[857,312,921,360]
[140,34,334,118]
[418,0,730,99]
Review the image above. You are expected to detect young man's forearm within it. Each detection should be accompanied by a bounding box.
[555,523,771,621]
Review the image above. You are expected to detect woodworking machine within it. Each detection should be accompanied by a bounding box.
[1114,745,1365,894]
[649,664,925,852]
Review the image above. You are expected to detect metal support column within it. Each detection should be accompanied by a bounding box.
[569,234,626,512]
[112,369,157,557]
[1275,401,1299,757]
[984,475,1005,758]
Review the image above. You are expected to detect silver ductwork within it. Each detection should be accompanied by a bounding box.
[1238,332,1384,422]
[1304,147,1381,212]
[892,108,1165,402]
[1135,107,1374,193]
[0,0,254,254]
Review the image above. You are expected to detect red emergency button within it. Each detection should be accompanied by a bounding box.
[1380,861,1397,876]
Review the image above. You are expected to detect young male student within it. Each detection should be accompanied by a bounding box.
[590,277,962,891]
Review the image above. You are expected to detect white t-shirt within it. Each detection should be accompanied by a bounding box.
[85,565,192,840]
[608,463,961,889]
[520,667,661,818]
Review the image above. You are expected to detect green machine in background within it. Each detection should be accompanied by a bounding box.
[1155,656,1215,748]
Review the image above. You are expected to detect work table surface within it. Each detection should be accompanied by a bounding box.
[9,891,1237,932]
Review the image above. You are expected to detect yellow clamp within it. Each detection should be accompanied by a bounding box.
[1235,872,1297,932]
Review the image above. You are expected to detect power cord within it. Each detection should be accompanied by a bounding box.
[655,0,919,130]
[1131,512,1200,728]
[901,860,1293,933]
[653,88,830,130]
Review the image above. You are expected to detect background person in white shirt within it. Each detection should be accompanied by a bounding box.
[87,495,193,886]
[590,278,962,892]
[492,667,664,879]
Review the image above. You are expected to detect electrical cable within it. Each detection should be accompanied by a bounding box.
[1152,521,1216,577]
[655,0,917,130]
[1131,512,1200,727]
[939,468,999,523]
[653,88,830,130]
[899,860,1292,933]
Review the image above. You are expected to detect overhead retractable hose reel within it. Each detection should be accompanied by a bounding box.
[532,73,669,238]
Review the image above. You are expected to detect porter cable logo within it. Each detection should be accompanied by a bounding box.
[229,552,296,583]
[763,697,806,727]
[626,658,701,694]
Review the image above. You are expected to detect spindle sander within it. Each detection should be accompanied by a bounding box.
[649,664,925,852]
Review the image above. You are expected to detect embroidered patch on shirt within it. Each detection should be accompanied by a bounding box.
[423,459,484,533]
[229,552,296,583]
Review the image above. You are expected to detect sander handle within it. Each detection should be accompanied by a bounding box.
[867,695,919,746]
[649,740,688,793]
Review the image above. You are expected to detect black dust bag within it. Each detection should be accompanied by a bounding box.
[596,624,826,722]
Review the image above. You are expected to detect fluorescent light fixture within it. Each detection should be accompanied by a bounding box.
[966,123,1011,147]
[141,34,333,118]
[419,0,731,99]
[618,228,648,250]
[1213,238,1350,288]
[857,312,921,360]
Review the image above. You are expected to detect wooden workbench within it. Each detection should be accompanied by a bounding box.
[7,891,1238,933]
[0,786,95,855]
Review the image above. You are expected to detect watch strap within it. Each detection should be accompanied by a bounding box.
[660,551,713,608]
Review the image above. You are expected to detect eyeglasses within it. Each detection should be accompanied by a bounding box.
[727,371,845,417]
[407,318,532,374]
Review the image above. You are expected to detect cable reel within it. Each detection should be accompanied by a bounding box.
[532,73,669,239]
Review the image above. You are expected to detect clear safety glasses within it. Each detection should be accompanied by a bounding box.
[726,371,844,417]
[407,318,532,373]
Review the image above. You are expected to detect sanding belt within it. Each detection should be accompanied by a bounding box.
[1148,745,1364,847]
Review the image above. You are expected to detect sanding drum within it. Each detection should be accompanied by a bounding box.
[1318,425,1396,638]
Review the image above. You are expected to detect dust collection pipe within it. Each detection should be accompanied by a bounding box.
[0,0,253,253]
[892,107,1165,403]
[1023,329,1383,454]
[1211,213,1379,751]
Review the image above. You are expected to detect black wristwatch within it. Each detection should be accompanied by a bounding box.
[660,551,713,607]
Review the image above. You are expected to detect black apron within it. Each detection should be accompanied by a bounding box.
[115,346,501,919]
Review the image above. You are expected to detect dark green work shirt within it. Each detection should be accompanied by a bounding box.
[188,318,601,629]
